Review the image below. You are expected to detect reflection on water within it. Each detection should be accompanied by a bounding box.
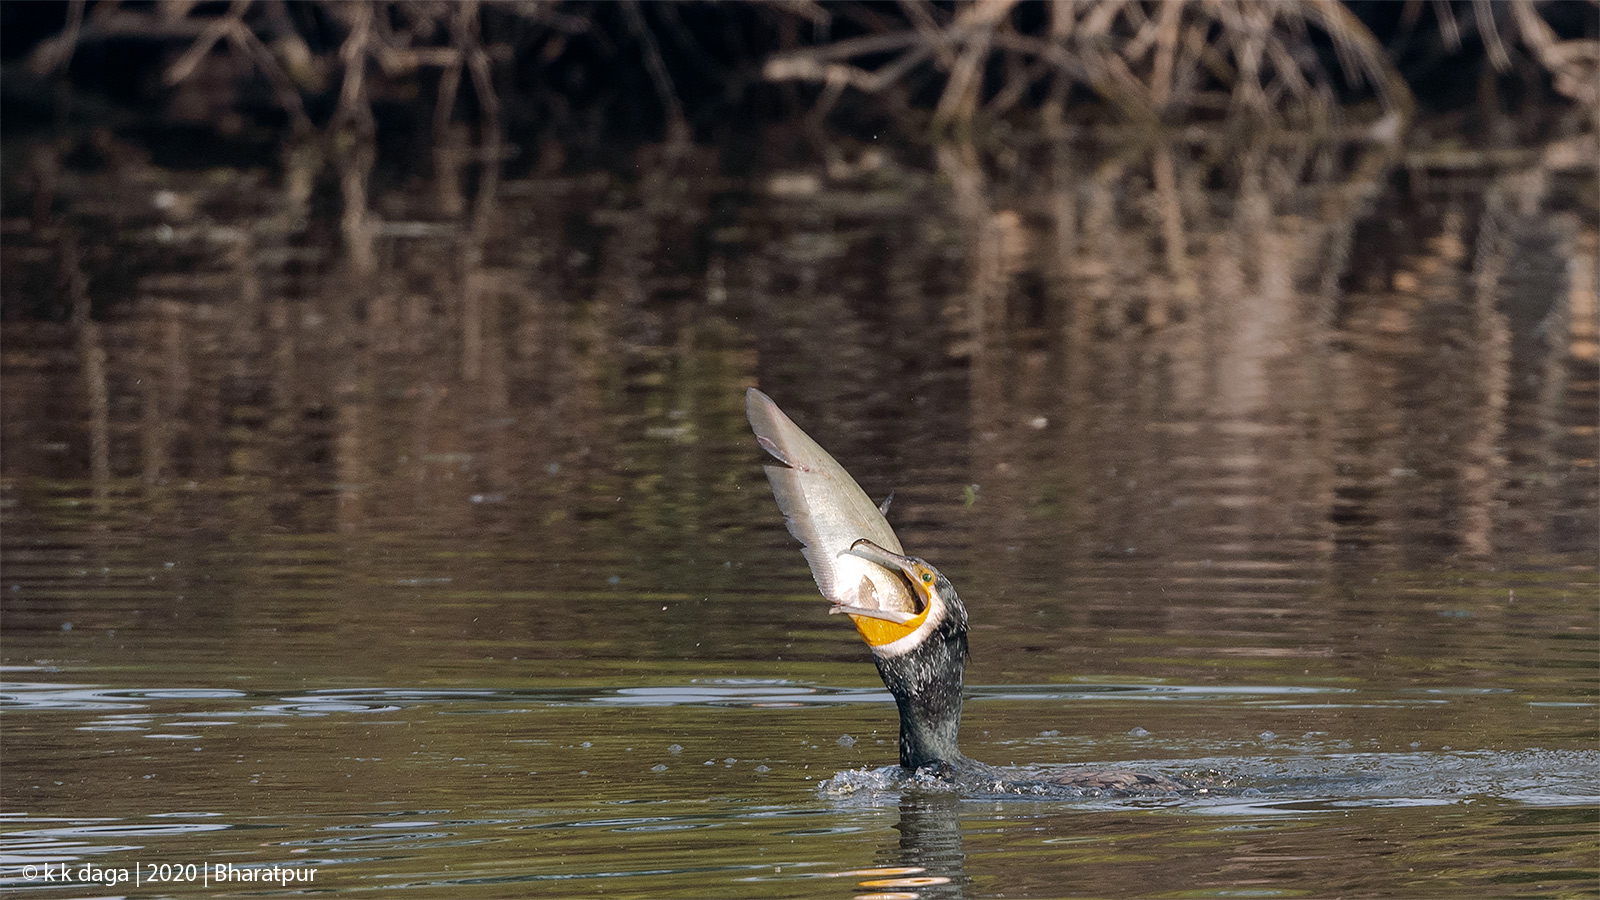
[2,134,1594,566]
[2,128,1596,897]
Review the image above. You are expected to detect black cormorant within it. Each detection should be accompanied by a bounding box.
[748,387,1183,793]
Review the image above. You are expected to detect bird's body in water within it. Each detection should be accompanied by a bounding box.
[747,387,1186,795]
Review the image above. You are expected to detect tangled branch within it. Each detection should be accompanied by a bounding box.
[765,0,1419,132]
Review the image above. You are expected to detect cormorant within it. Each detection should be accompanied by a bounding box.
[747,387,1183,793]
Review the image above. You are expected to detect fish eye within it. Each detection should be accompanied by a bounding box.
[920,572,934,584]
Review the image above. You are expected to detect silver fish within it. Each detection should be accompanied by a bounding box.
[746,388,919,621]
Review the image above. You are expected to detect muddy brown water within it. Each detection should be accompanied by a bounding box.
[3,134,1596,898]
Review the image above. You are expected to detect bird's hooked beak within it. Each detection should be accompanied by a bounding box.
[833,539,945,649]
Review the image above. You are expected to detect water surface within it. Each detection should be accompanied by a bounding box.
[2,131,1596,897]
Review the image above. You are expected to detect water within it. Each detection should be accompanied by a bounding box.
[2,131,1597,897]
[1,675,1594,897]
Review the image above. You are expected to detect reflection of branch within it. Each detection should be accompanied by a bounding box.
[1150,144,1188,325]
[338,140,376,274]
[63,235,111,508]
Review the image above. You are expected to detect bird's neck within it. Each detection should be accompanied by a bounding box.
[873,622,968,770]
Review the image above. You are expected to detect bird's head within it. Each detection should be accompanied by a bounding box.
[837,539,968,658]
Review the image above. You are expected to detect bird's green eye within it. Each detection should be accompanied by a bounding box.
[920,572,934,584]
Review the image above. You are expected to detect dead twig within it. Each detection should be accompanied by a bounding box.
[766,0,1414,133]
[623,0,689,147]
[332,1,375,136]
[27,0,88,74]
